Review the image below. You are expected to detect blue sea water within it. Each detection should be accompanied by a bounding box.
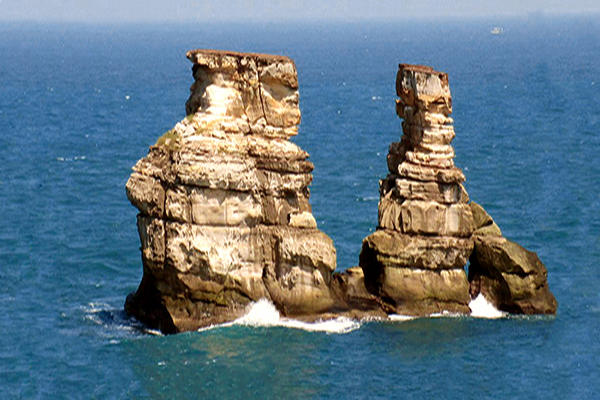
[1,17,600,399]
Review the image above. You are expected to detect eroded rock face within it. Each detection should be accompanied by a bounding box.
[360,64,475,315]
[125,50,336,333]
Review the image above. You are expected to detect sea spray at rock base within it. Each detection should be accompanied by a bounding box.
[468,294,506,319]
[198,298,361,334]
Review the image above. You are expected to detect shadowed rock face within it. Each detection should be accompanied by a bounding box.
[125,50,337,333]
[360,64,475,315]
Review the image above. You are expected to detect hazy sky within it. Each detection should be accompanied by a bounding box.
[1,0,599,23]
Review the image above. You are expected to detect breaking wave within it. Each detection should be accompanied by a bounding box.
[468,294,507,319]
[199,299,360,334]
[56,155,87,162]
[84,296,509,339]
[198,295,511,335]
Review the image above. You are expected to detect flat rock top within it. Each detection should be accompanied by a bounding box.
[398,63,438,74]
[186,49,293,65]
[396,63,451,112]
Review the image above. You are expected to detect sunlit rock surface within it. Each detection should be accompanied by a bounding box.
[468,202,557,314]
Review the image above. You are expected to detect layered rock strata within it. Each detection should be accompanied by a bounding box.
[125,50,339,333]
[360,64,476,315]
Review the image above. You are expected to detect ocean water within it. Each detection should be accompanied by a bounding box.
[1,17,600,398]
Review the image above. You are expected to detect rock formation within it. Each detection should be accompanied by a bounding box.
[125,53,556,333]
[359,64,475,315]
[125,50,338,333]
[359,64,557,316]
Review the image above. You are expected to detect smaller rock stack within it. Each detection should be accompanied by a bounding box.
[360,64,475,315]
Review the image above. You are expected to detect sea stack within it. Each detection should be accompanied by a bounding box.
[359,64,476,315]
[359,63,557,316]
[125,50,336,333]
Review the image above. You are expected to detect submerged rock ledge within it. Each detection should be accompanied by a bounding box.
[125,50,556,334]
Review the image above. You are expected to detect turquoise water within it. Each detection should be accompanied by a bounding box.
[1,18,599,398]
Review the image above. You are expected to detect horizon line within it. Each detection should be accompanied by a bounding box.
[1,11,599,25]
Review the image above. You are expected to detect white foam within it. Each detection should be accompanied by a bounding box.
[234,298,281,327]
[198,299,360,334]
[197,322,234,333]
[429,310,464,318]
[84,301,111,314]
[144,328,164,336]
[81,302,162,337]
[388,314,415,322]
[469,293,506,319]
[56,155,86,162]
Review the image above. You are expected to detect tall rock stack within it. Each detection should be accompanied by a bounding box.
[360,64,475,315]
[125,50,336,333]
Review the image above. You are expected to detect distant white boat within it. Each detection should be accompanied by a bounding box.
[490,27,504,35]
